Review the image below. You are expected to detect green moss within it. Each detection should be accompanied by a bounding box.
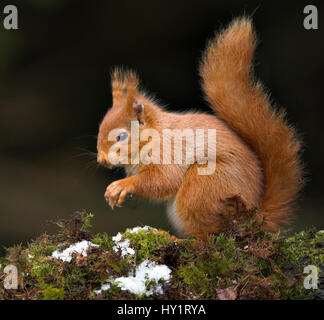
[30,259,60,280]
[42,285,65,300]
[123,228,174,263]
[279,230,324,266]
[103,282,122,300]
[80,213,94,232]
[91,233,114,251]
[173,235,242,298]
[28,234,58,257]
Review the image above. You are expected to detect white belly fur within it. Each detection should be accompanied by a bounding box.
[166,195,186,236]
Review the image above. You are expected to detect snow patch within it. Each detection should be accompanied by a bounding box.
[112,232,122,242]
[115,259,171,296]
[95,259,172,297]
[51,240,99,263]
[94,283,111,295]
[127,226,157,234]
[112,232,135,257]
[111,226,157,257]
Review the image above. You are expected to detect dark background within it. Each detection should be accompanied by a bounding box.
[0,0,323,256]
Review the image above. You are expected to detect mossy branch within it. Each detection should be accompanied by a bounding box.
[0,212,323,300]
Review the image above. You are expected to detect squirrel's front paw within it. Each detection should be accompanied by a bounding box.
[105,179,134,209]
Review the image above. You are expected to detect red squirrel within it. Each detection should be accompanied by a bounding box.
[97,18,303,239]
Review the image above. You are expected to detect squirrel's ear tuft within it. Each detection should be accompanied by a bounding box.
[110,67,139,106]
[110,67,145,124]
[133,99,145,125]
[111,68,125,103]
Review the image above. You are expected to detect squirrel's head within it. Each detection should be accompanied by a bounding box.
[97,68,159,168]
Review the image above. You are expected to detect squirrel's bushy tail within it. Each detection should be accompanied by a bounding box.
[199,17,303,231]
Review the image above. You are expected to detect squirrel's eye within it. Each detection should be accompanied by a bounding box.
[117,131,128,142]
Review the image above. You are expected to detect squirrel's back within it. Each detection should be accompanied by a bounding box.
[199,17,303,230]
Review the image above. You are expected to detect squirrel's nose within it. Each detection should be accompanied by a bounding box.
[97,151,108,166]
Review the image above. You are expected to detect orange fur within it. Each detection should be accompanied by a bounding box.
[97,17,303,238]
[199,17,303,231]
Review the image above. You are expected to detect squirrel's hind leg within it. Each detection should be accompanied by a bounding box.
[174,163,247,239]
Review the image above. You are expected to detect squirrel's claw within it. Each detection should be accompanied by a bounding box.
[105,179,133,209]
